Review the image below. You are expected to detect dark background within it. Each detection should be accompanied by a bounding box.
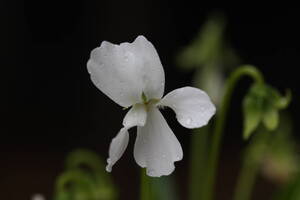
[1,1,299,199]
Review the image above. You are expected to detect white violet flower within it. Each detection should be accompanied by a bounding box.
[87,35,216,177]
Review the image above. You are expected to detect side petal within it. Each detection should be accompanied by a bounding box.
[123,104,147,128]
[106,128,129,172]
[134,107,183,177]
[158,87,216,129]
[87,35,165,107]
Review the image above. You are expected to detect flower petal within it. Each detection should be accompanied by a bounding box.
[123,104,147,128]
[87,35,165,107]
[134,107,183,177]
[106,128,129,172]
[159,87,216,129]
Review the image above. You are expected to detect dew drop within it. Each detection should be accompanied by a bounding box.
[147,169,155,176]
[124,51,133,61]
[186,118,192,125]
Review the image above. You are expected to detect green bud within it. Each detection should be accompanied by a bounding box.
[243,91,263,139]
[242,83,291,140]
[262,106,279,131]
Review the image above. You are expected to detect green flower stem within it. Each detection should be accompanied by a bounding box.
[203,65,264,200]
[140,168,152,200]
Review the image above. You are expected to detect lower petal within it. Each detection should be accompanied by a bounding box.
[134,107,183,177]
[106,128,129,172]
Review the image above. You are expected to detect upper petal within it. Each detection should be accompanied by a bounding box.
[158,87,216,129]
[106,127,129,172]
[87,35,165,107]
[134,107,183,177]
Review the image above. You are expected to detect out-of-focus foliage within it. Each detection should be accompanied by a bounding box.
[261,114,299,184]
[53,149,117,200]
[274,173,300,200]
[176,13,240,200]
[243,83,291,139]
[177,13,239,106]
[176,14,238,70]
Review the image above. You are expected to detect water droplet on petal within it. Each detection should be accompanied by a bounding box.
[147,169,155,176]
[186,118,192,125]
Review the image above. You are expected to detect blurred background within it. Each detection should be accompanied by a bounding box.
[1,1,299,199]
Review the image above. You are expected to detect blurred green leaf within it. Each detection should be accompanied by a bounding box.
[177,13,226,69]
[262,107,279,130]
[261,113,299,184]
[275,89,292,109]
[55,169,98,200]
[53,149,117,200]
[243,85,264,139]
[193,64,224,105]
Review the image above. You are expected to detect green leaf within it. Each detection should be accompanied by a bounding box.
[243,93,263,140]
[54,169,98,200]
[276,89,292,109]
[54,149,117,200]
[176,13,226,69]
[262,107,279,131]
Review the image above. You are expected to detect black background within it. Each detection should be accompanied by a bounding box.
[1,1,299,199]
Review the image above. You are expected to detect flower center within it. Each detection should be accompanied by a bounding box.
[141,92,160,111]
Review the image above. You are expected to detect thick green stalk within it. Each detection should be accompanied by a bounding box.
[140,168,152,200]
[203,65,264,200]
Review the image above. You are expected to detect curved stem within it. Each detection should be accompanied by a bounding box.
[203,65,264,200]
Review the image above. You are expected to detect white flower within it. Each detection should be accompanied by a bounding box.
[87,35,216,177]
